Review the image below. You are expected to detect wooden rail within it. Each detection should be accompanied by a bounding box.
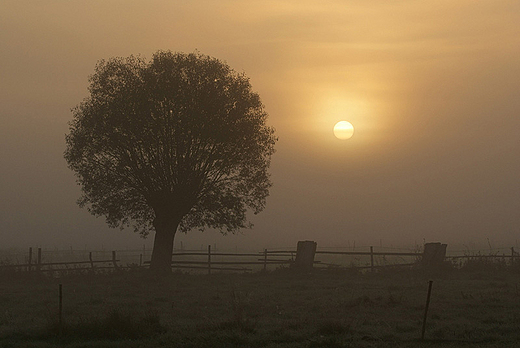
[1,260,119,268]
[316,250,422,256]
[447,255,516,259]
[164,246,422,273]
[267,249,422,272]
[0,248,121,272]
[165,246,294,274]
[2,245,518,275]
[0,246,422,274]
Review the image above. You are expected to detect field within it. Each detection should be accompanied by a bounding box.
[1,264,520,348]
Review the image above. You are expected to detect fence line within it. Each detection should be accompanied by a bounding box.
[167,246,294,273]
[0,245,416,274]
[0,248,121,272]
[1,245,518,274]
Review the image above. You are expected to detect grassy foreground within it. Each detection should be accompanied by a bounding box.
[1,265,520,347]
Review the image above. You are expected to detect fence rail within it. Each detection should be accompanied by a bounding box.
[0,248,121,272]
[447,255,517,259]
[316,251,422,256]
[1,245,518,275]
[165,246,295,273]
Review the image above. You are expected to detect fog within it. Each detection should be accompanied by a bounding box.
[1,1,519,252]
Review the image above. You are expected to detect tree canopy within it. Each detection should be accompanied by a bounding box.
[65,51,276,273]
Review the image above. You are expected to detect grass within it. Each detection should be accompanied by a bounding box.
[1,264,520,347]
[44,307,165,340]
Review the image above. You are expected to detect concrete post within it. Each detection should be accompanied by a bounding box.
[422,242,447,269]
[294,241,317,270]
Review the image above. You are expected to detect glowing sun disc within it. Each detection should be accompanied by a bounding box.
[333,121,354,140]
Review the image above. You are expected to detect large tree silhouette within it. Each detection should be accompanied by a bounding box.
[65,51,276,274]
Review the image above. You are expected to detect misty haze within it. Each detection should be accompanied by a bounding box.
[1,1,520,347]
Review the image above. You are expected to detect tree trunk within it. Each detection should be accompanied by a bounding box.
[149,213,181,275]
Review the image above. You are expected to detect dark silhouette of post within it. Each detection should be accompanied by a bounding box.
[207,245,212,275]
[37,248,42,272]
[58,284,63,336]
[111,251,119,269]
[294,241,317,270]
[421,243,447,269]
[421,280,433,340]
[28,247,32,272]
[370,246,374,272]
[263,249,268,271]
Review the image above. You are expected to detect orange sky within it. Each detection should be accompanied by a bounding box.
[1,1,520,251]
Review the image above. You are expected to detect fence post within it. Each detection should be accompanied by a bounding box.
[28,247,33,272]
[139,254,143,267]
[370,246,374,272]
[112,251,119,269]
[58,284,63,336]
[294,241,317,270]
[89,252,94,269]
[207,245,212,275]
[37,248,42,272]
[421,280,433,340]
[421,242,447,270]
[263,249,268,271]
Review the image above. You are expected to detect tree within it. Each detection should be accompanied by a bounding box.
[65,51,276,275]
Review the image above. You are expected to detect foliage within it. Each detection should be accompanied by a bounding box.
[65,51,276,237]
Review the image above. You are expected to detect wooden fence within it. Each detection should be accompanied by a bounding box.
[161,246,296,273]
[1,245,518,274]
[0,245,422,274]
[0,247,121,273]
[446,247,520,267]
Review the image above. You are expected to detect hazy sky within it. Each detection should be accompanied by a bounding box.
[1,1,520,251]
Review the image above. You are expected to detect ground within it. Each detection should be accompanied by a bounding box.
[1,265,519,347]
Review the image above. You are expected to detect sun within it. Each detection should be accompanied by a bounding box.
[333,121,354,140]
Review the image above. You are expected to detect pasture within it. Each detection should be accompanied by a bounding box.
[1,262,520,347]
